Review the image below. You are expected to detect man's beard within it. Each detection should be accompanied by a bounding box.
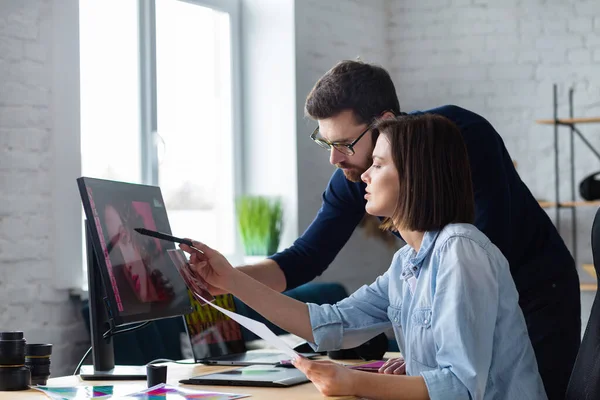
[340,168,364,182]
[336,160,370,182]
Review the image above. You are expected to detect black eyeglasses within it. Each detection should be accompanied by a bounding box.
[310,125,371,156]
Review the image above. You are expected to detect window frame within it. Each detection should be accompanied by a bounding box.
[53,0,83,290]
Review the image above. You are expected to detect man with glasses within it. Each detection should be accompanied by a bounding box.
[231,60,579,400]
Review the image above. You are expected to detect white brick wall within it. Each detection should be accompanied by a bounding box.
[294,0,600,280]
[0,0,88,376]
[389,0,600,266]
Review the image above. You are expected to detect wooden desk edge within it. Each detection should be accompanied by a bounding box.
[536,117,600,125]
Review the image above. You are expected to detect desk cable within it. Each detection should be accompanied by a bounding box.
[73,321,152,376]
[146,358,198,365]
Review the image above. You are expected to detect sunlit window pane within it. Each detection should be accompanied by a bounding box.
[79,0,141,184]
[155,0,235,255]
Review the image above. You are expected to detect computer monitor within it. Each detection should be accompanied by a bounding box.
[77,177,193,380]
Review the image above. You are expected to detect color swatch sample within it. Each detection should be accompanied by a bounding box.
[121,384,249,399]
[34,385,142,399]
[33,384,249,400]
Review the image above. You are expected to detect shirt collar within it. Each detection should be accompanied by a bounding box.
[400,230,440,278]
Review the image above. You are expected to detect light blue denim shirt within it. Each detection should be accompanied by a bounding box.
[307,223,547,400]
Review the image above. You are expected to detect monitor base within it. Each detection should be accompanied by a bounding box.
[79,365,147,380]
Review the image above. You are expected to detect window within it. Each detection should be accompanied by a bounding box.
[79,1,142,184]
[79,0,241,287]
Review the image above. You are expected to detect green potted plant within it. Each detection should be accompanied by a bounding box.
[236,195,283,262]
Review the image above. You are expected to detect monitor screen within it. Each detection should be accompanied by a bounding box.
[77,177,192,326]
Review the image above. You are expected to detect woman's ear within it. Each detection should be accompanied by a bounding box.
[381,111,396,120]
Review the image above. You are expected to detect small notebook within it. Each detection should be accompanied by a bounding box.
[349,360,387,372]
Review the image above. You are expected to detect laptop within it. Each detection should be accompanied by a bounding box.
[183,293,317,366]
[180,365,309,387]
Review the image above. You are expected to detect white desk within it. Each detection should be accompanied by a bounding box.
[0,352,401,399]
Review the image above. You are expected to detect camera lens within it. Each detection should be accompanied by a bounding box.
[0,331,30,391]
[25,344,52,385]
[0,366,30,391]
[0,331,26,365]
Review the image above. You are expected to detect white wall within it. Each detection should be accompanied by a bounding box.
[388,0,600,266]
[294,0,403,292]
[0,0,88,376]
[240,0,299,253]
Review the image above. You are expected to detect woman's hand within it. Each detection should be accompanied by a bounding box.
[292,357,357,397]
[179,240,237,293]
[379,356,406,375]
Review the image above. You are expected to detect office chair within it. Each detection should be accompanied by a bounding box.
[564,207,600,399]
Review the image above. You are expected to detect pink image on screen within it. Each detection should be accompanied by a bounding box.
[103,201,173,304]
[131,201,161,251]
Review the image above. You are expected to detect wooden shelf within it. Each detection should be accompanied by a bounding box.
[538,201,555,208]
[581,283,597,291]
[583,264,596,278]
[536,117,600,125]
[581,264,597,291]
[538,200,600,209]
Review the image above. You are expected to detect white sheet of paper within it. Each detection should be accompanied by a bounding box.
[197,294,299,359]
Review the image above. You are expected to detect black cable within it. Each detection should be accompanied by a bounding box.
[73,346,92,376]
[146,358,198,365]
[102,321,151,339]
[74,322,152,375]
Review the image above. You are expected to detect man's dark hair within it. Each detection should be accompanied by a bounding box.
[375,114,475,232]
[305,60,401,125]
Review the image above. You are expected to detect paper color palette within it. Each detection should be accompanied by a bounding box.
[34,384,249,400]
[34,385,141,399]
[121,384,249,399]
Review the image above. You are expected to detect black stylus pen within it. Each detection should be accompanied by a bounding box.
[134,227,198,249]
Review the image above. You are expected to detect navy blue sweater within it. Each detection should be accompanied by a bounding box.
[270,105,575,295]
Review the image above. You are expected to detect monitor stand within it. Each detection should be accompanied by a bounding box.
[79,365,146,380]
[80,365,146,381]
[81,220,147,381]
